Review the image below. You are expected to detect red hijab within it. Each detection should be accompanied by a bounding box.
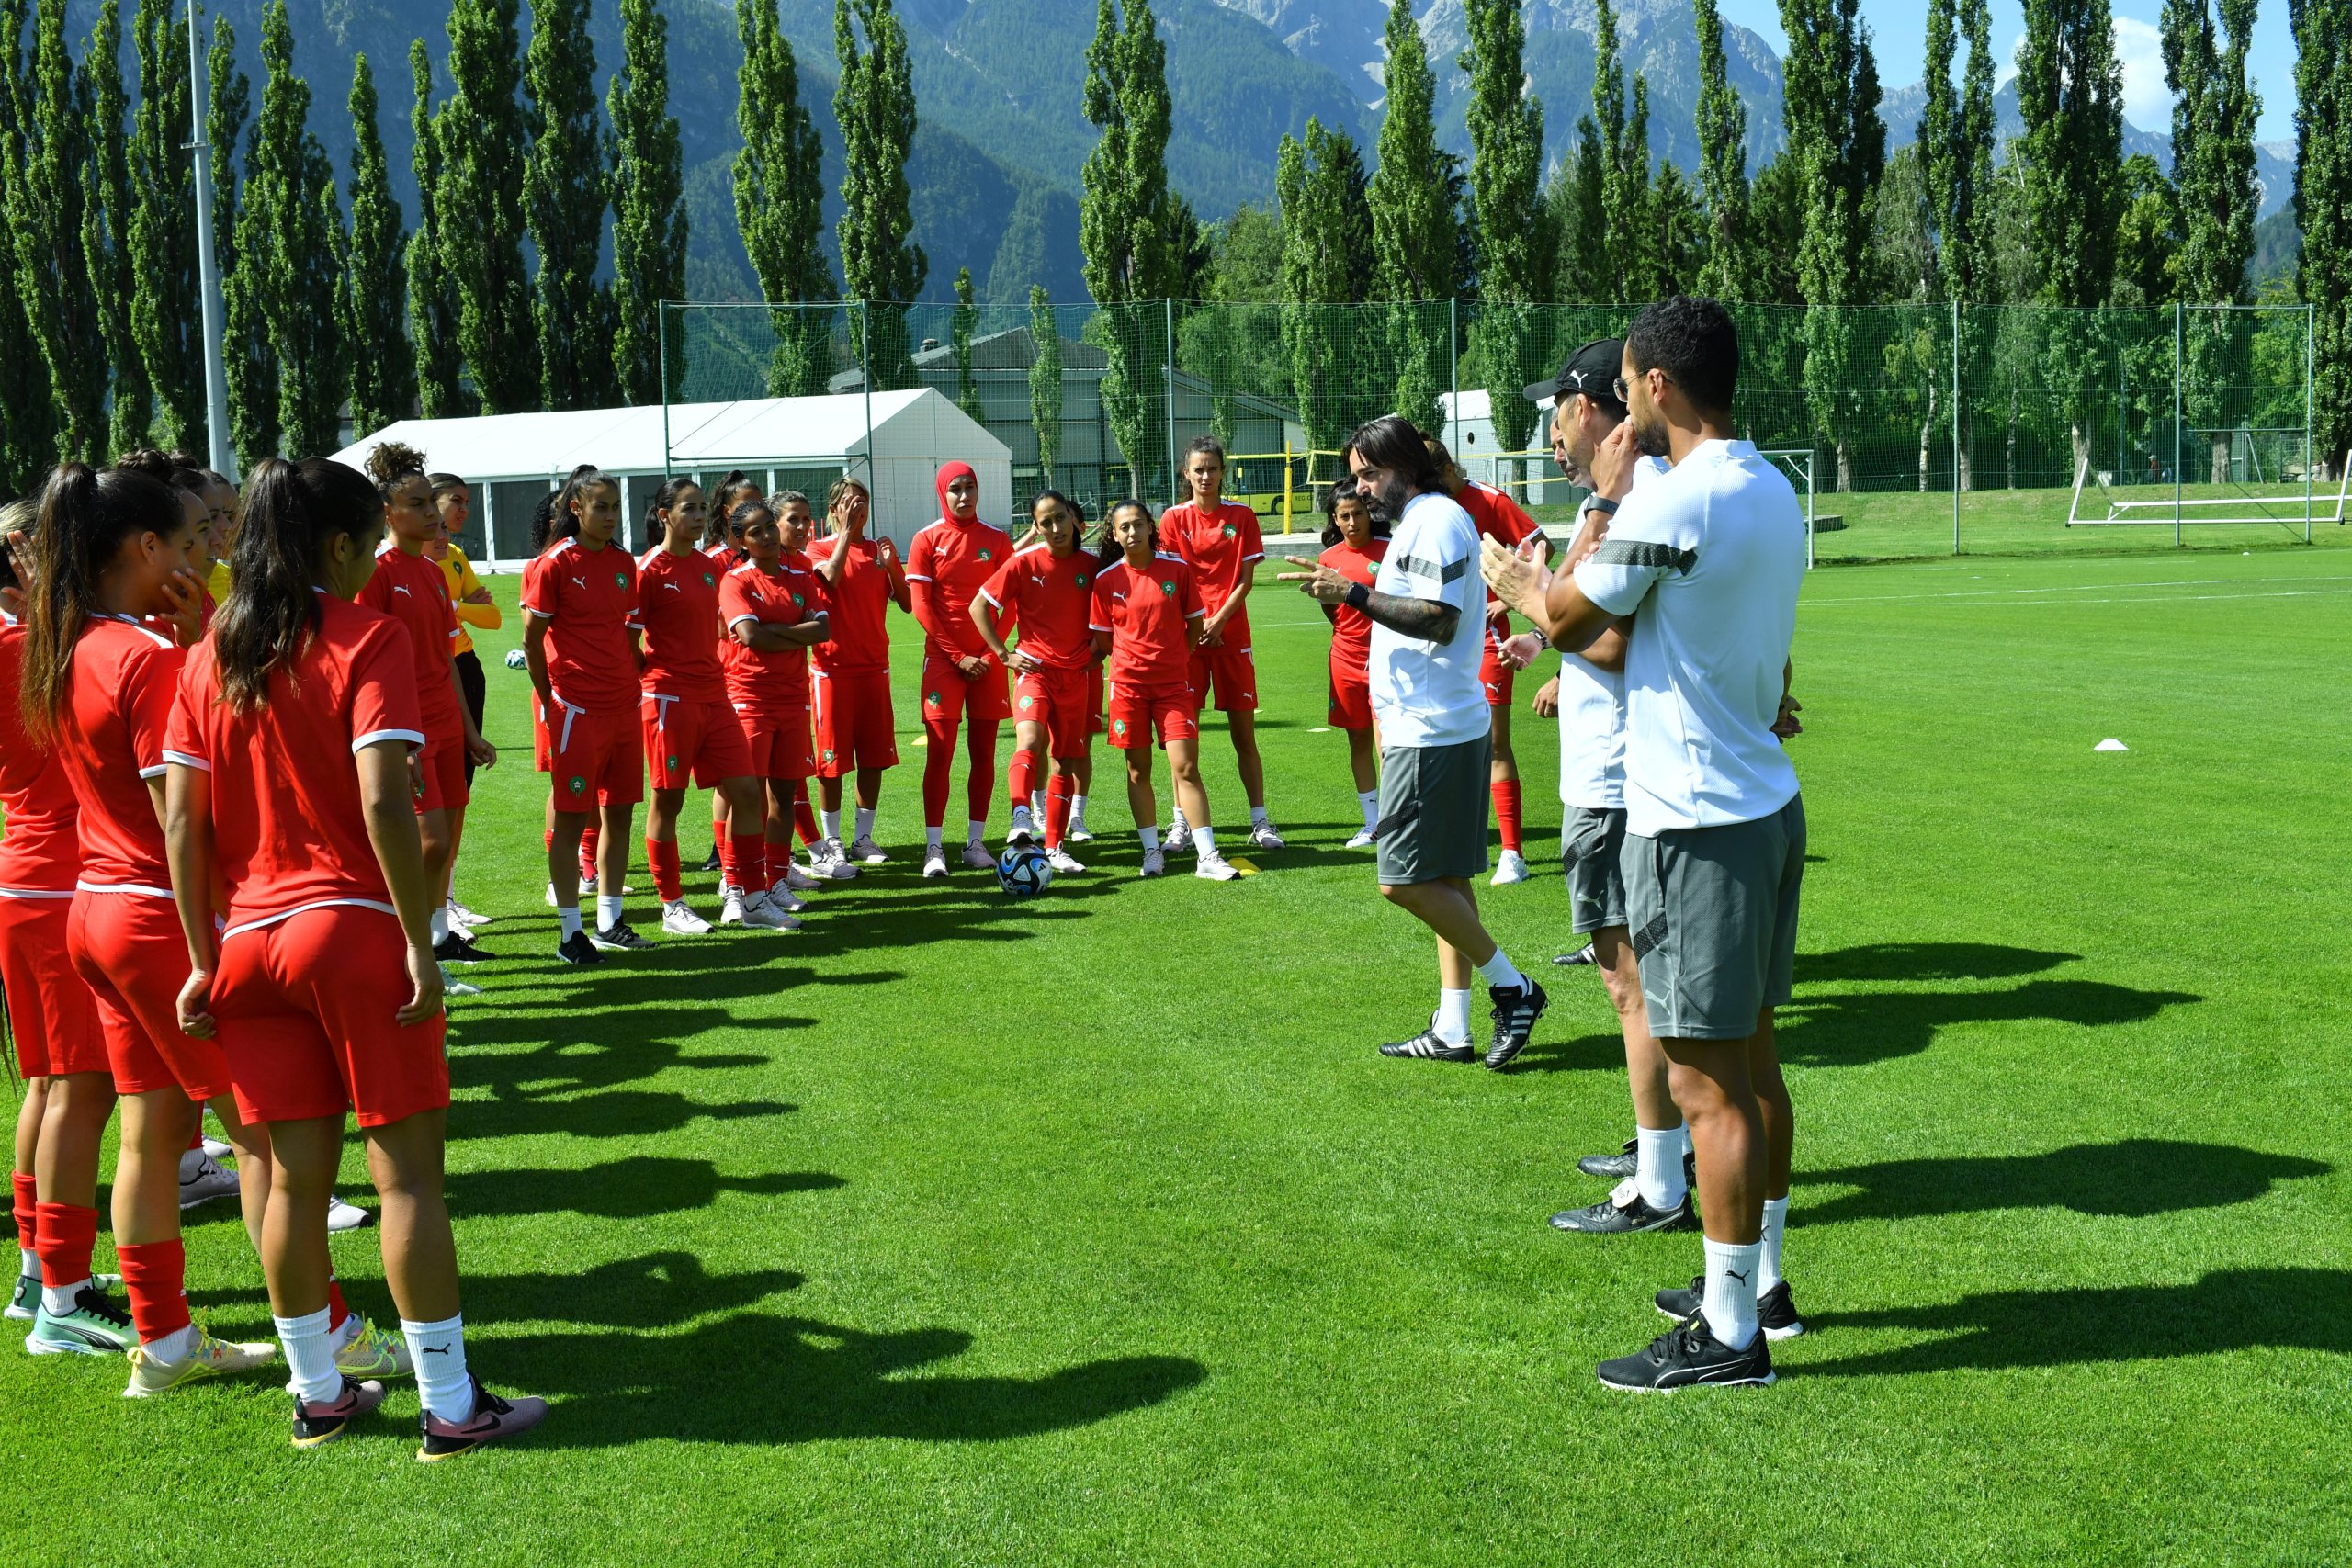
[935,461,978,524]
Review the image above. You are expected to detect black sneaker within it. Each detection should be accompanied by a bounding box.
[433,932,490,964]
[416,1374,550,1462]
[1597,1315,1775,1392]
[697,849,724,873]
[1554,944,1600,967]
[1654,1276,1805,1340]
[556,931,605,966]
[1550,1185,1694,1234]
[1579,1138,1638,1179]
[1483,979,1547,1069]
[292,1374,387,1449]
[1378,1029,1478,1064]
[590,921,654,953]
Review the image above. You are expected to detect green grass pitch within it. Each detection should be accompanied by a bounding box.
[6,540,2350,1561]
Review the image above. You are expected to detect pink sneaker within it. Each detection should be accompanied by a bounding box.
[415,1375,549,1461]
[291,1375,387,1449]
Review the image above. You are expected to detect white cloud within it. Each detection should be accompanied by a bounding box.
[1998,19,2175,130]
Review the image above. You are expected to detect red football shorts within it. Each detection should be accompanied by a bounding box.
[643,694,753,790]
[1187,643,1258,713]
[1014,667,1093,757]
[67,891,232,1101]
[811,668,899,776]
[213,904,448,1128]
[740,705,815,782]
[415,734,469,815]
[1087,665,1107,737]
[1479,637,1517,708]
[919,650,1012,730]
[547,702,645,812]
[532,694,550,773]
[1106,680,1199,750]
[0,894,107,1077]
[1327,660,1374,731]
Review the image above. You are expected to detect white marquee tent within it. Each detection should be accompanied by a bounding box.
[333,387,1012,570]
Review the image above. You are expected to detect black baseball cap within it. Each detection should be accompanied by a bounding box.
[1523,337,1625,406]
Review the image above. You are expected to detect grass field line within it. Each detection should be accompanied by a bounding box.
[1809,579,2352,610]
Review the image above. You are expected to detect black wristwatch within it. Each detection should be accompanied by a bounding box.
[1344,581,1371,610]
[1583,496,1620,518]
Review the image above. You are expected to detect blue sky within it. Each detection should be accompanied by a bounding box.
[1717,0,2299,144]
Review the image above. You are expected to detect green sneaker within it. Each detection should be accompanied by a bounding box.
[334,1314,413,1379]
[26,1284,135,1355]
[6,1271,37,1322]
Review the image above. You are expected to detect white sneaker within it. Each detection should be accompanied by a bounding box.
[1029,792,1046,822]
[447,898,491,927]
[764,881,808,914]
[325,1195,372,1232]
[1491,848,1531,886]
[199,1135,232,1160]
[1046,848,1086,874]
[1007,806,1036,845]
[851,833,888,864]
[1139,847,1166,877]
[177,1152,239,1211]
[662,900,714,935]
[1345,829,1375,849]
[1066,821,1094,844]
[1248,821,1286,851]
[782,862,820,893]
[809,840,859,880]
[922,848,948,878]
[1163,818,1191,849]
[1195,851,1241,882]
[579,871,598,897]
[122,1327,276,1396]
[960,840,995,870]
[741,891,800,931]
[718,885,748,926]
[439,963,481,998]
[545,882,559,908]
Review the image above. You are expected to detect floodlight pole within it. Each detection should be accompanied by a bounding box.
[187,0,234,481]
[2173,302,2184,547]
[2306,302,2316,540]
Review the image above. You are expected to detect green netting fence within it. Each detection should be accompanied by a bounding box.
[661,299,2326,562]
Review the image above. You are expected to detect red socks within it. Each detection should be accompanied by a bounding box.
[32,1201,96,1289]
[10,1172,34,1252]
[922,727,955,828]
[1046,774,1073,849]
[580,824,601,878]
[647,837,684,903]
[966,738,998,825]
[792,784,820,848]
[727,833,766,895]
[326,1270,352,1332]
[116,1238,191,1344]
[1492,780,1523,853]
[1009,748,1038,811]
[711,817,726,856]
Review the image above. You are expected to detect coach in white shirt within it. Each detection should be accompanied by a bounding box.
[1484,299,1805,1393]
[1282,414,1545,1069]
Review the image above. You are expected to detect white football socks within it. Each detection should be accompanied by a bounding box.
[855,807,876,840]
[40,1278,90,1314]
[17,1247,35,1280]
[275,1305,339,1403]
[1030,790,1046,819]
[145,1322,198,1361]
[1435,987,1473,1044]
[820,807,841,840]
[1069,795,1088,828]
[1701,1237,1763,1350]
[429,908,449,944]
[1169,809,1191,838]
[1356,790,1378,830]
[401,1313,473,1422]
[557,906,583,942]
[1475,946,1528,992]
[1758,1196,1790,1292]
[1635,1123,1689,1210]
[1190,826,1216,857]
[1138,826,1160,852]
[966,819,986,846]
[596,894,624,931]
[924,826,944,852]
[1250,805,1270,829]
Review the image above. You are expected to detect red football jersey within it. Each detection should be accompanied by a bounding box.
[905,515,1015,661]
[1089,554,1204,689]
[165,596,425,931]
[719,561,823,713]
[978,545,1097,671]
[1317,539,1390,671]
[520,536,641,716]
[1456,480,1542,621]
[1159,501,1264,642]
[0,619,81,893]
[51,615,186,894]
[356,542,461,738]
[810,533,901,677]
[630,547,729,704]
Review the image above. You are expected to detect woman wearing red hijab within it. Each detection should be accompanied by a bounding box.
[902,463,1014,878]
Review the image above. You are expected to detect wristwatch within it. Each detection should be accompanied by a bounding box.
[1583,496,1620,518]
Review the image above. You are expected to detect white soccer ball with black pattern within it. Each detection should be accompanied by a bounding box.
[995,844,1054,897]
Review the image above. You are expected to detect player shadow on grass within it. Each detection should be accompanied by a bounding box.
[448,1088,797,1143]
[1796,1138,2328,1224]
[446,1021,786,1098]
[1795,942,2083,983]
[1800,1268,2352,1377]
[444,1156,843,1221]
[470,1251,806,1327]
[505,1312,1208,1449]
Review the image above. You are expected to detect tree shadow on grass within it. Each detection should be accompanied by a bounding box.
[448,1089,797,1143]
[1803,1269,2352,1377]
[1776,977,2201,1067]
[473,1251,805,1327]
[1799,1139,2329,1224]
[447,1021,793,1099]
[446,1156,843,1221]
[508,1311,1207,1449]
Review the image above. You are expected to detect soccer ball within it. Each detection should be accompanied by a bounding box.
[995,844,1054,897]
[503,649,527,670]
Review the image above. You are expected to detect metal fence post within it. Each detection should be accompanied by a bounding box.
[2173,301,2184,547]
[659,302,673,479]
[1448,299,1461,455]
[1951,299,1962,555]
[2307,302,2317,539]
[1164,299,1178,499]
[859,302,874,492]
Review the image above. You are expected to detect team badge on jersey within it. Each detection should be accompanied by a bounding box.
[978,547,992,561]
[703,572,715,586]
[1160,580,1176,596]
[569,774,587,795]
[1111,718,1128,739]
[1018,694,1034,710]
[792,592,805,607]
[1220,523,1237,538]
[1076,572,1090,588]
[820,748,836,765]
[924,690,942,707]
[665,754,679,771]
[614,571,627,588]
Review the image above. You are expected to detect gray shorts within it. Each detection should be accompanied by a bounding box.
[1561,806,1628,934]
[1621,795,1805,1041]
[1374,736,1493,886]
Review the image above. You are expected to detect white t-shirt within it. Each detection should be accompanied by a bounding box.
[1555,456,1669,811]
[1571,439,1804,836]
[1369,491,1487,749]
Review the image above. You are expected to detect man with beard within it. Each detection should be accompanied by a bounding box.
[1281,414,1546,1067]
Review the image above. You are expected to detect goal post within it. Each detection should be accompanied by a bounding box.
[2065,435,2346,542]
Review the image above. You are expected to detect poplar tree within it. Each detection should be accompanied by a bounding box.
[208,13,273,466]
[1590,0,1649,300]
[526,0,607,410]
[610,0,685,406]
[6,0,107,460]
[951,266,983,421]
[1781,0,1883,490]
[1924,0,1996,487]
[735,0,831,395]
[2015,0,2124,474]
[0,0,60,486]
[130,0,200,452]
[244,0,345,457]
[1550,118,1607,301]
[1694,0,1758,301]
[1028,283,1061,484]
[1462,0,1545,477]
[339,53,412,435]
[1278,117,1375,457]
[439,0,537,413]
[406,41,468,418]
[2294,0,2352,476]
[82,0,148,454]
[1368,0,1451,433]
[1079,0,1177,494]
[836,0,924,389]
[2165,0,2260,480]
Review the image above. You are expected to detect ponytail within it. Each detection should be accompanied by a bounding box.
[706,470,760,548]
[211,457,380,712]
[1096,499,1155,569]
[646,475,701,542]
[20,464,184,739]
[550,467,617,546]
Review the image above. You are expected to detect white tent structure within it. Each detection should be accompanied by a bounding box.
[333,387,1012,570]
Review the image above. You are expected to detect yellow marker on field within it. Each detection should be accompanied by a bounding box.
[1227,857,1259,876]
